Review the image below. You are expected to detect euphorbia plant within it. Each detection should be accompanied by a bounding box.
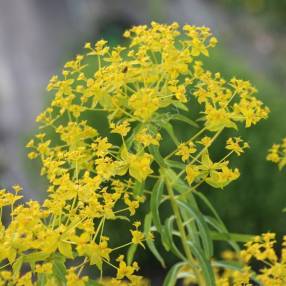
[0,22,270,285]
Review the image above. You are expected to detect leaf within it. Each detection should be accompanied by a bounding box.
[112,215,130,222]
[171,101,188,111]
[133,180,144,196]
[52,255,67,284]
[164,216,185,260]
[170,114,198,128]
[212,260,243,271]
[161,224,171,251]
[12,256,23,278]
[148,145,167,168]
[210,231,254,243]
[58,241,73,259]
[144,212,166,268]
[178,201,213,258]
[163,262,186,286]
[151,179,165,233]
[188,241,216,286]
[193,191,224,227]
[127,244,138,265]
[162,122,180,146]
[154,114,180,146]
[37,273,47,286]
[166,159,185,170]
[23,251,50,269]
[193,191,241,252]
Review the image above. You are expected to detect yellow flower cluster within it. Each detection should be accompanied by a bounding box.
[226,137,249,156]
[214,233,286,286]
[0,22,270,285]
[267,137,286,170]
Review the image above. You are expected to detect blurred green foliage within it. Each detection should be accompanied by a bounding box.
[219,0,286,29]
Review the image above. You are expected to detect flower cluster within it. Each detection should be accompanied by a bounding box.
[267,137,286,170]
[0,22,270,285]
[213,233,286,286]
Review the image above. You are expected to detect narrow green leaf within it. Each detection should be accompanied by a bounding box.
[171,101,188,111]
[212,260,243,271]
[204,216,241,252]
[127,244,138,265]
[23,251,50,264]
[162,122,180,145]
[148,145,167,168]
[188,241,216,286]
[193,191,241,251]
[144,212,166,268]
[52,255,67,284]
[112,215,130,222]
[163,262,186,286]
[193,190,225,226]
[170,114,198,128]
[150,179,164,233]
[161,224,171,251]
[165,216,185,260]
[178,201,213,258]
[12,256,23,278]
[24,251,50,270]
[210,231,254,243]
[166,159,185,170]
[167,173,202,250]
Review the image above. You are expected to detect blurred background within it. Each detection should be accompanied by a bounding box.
[0,0,285,282]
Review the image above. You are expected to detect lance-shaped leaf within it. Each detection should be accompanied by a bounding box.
[187,241,216,286]
[178,201,213,259]
[144,212,166,268]
[150,179,165,233]
[163,262,187,286]
[170,114,198,128]
[164,216,185,260]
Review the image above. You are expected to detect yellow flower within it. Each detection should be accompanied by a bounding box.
[204,105,237,132]
[226,137,249,156]
[267,138,286,170]
[110,120,131,137]
[176,142,196,162]
[121,149,153,182]
[131,222,145,247]
[135,128,161,147]
[116,256,139,280]
[185,164,200,185]
[128,88,160,122]
[66,268,89,286]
